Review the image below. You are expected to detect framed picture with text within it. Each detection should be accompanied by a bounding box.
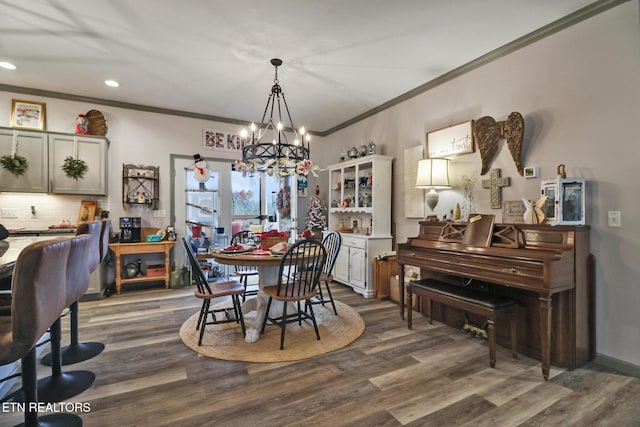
[426,120,474,158]
[10,99,46,130]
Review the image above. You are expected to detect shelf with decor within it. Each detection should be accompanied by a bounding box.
[326,154,393,298]
[184,167,226,281]
[122,164,159,209]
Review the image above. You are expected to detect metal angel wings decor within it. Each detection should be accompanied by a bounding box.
[472,112,525,176]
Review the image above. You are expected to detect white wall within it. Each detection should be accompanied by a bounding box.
[314,2,640,368]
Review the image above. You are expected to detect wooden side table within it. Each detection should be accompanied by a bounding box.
[108,240,176,294]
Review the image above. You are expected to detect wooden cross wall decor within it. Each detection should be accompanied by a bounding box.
[482,168,510,209]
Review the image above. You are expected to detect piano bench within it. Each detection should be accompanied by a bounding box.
[407,279,518,368]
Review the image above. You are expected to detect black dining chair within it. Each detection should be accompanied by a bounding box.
[230,230,259,301]
[182,238,246,345]
[309,230,341,315]
[260,239,326,350]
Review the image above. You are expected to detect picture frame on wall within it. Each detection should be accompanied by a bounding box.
[77,200,97,225]
[426,120,474,158]
[10,99,46,130]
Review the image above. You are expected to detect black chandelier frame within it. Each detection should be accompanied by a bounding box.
[241,58,310,171]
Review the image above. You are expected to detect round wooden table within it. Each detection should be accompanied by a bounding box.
[199,250,284,343]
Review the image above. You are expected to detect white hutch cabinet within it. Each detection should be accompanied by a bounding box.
[327,155,393,298]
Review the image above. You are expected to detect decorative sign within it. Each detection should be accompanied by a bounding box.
[404,145,425,218]
[203,129,248,152]
[426,120,474,158]
[297,174,308,197]
[503,200,525,223]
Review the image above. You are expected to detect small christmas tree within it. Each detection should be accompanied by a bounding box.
[306,185,327,231]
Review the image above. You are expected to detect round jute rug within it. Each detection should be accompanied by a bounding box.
[179,300,365,363]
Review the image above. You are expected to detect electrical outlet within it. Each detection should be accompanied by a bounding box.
[153,209,166,218]
[1,208,18,218]
[607,211,622,228]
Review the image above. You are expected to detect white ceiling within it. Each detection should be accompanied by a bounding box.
[0,0,605,135]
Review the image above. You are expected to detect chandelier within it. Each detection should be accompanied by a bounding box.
[236,58,315,177]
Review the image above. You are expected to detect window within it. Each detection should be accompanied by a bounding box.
[230,171,293,232]
[231,172,261,229]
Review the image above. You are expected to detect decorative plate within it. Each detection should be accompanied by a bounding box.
[221,248,253,254]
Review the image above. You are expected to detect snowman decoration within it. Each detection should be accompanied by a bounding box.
[192,153,210,189]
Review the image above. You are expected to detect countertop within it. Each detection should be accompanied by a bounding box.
[1,235,60,282]
[8,228,77,236]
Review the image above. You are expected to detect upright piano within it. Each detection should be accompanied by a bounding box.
[396,221,594,379]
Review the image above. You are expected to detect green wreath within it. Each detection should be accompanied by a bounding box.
[0,154,28,177]
[62,156,89,180]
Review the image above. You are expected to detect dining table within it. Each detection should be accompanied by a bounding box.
[198,249,287,343]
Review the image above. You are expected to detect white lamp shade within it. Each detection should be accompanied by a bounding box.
[415,158,451,189]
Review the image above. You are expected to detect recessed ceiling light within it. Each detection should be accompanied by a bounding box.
[0,62,17,70]
[105,80,120,87]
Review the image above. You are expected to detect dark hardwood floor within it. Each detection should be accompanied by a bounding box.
[4,283,640,426]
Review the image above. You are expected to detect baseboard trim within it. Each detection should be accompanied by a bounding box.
[595,353,640,378]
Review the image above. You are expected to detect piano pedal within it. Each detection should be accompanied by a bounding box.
[462,322,488,340]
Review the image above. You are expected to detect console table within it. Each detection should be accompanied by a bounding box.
[108,241,176,294]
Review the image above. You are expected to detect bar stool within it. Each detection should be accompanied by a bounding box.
[41,220,106,366]
[15,235,96,404]
[0,238,82,426]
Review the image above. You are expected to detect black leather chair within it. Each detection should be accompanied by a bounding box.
[0,238,83,426]
[261,239,327,350]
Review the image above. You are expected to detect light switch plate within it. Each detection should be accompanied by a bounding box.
[608,211,622,227]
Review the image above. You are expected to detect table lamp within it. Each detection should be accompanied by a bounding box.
[415,158,451,211]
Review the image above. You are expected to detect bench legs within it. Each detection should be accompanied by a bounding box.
[407,288,413,329]
[488,320,496,368]
[406,287,518,369]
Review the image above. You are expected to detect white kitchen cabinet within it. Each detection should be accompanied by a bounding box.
[0,128,48,192]
[0,127,109,195]
[327,155,393,298]
[48,133,108,195]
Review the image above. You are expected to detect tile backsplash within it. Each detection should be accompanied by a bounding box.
[0,193,109,229]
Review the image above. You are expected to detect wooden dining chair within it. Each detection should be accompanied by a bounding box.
[182,238,246,345]
[230,230,259,301]
[260,239,327,350]
[309,231,341,315]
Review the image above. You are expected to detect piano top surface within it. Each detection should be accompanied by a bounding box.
[396,222,588,293]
